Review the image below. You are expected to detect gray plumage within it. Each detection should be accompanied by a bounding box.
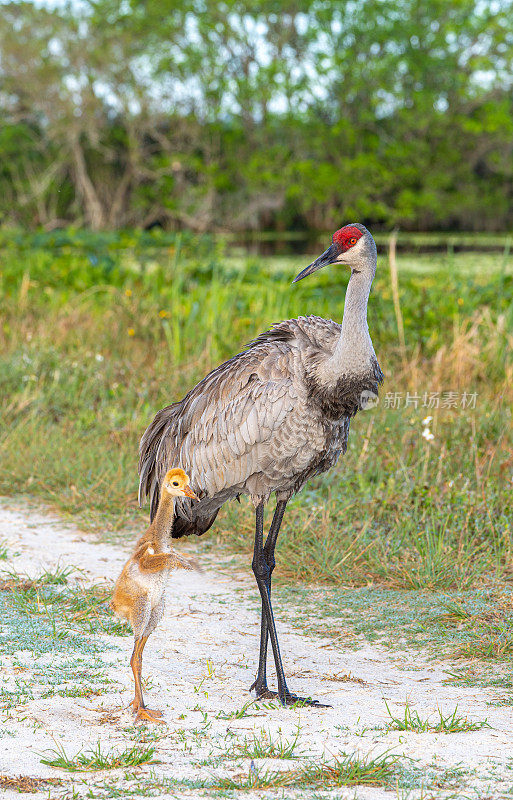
[139,223,383,539]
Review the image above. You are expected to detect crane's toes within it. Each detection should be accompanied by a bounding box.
[254,689,331,708]
[135,707,165,724]
[249,684,275,700]
[129,698,163,717]
[140,707,163,716]
[282,693,331,709]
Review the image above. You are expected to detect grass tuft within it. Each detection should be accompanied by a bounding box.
[39,742,157,772]
[225,727,303,760]
[216,750,399,789]
[302,750,399,787]
[385,700,489,733]
[215,700,264,720]
[38,565,78,585]
[0,775,63,793]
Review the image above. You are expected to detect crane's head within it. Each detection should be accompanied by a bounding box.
[293,223,377,283]
[161,468,197,499]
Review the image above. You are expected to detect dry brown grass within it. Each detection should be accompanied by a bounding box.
[0,775,63,792]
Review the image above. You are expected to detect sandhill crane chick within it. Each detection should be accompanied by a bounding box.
[111,468,197,723]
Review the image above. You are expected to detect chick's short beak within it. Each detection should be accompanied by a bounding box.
[293,243,339,283]
[183,484,197,499]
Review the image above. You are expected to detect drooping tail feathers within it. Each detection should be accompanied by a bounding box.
[169,512,220,539]
[138,403,220,539]
[138,403,178,520]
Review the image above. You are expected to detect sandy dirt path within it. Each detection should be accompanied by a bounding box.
[0,498,511,799]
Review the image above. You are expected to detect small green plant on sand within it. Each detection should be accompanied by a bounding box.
[225,726,303,759]
[217,750,399,790]
[39,742,157,772]
[385,700,489,733]
[215,700,263,720]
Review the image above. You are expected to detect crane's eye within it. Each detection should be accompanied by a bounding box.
[349,237,357,245]
[172,481,179,486]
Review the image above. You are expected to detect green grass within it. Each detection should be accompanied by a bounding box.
[1,567,130,637]
[223,727,304,759]
[45,759,472,799]
[0,230,511,590]
[273,583,513,664]
[384,700,489,733]
[216,750,400,790]
[0,567,122,711]
[301,751,400,788]
[34,564,77,585]
[39,742,157,771]
[214,700,266,720]
[437,596,513,659]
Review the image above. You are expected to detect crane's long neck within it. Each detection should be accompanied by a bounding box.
[321,269,375,385]
[148,492,176,546]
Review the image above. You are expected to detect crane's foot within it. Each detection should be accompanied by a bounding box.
[130,698,163,717]
[249,678,267,698]
[251,686,330,708]
[135,706,165,724]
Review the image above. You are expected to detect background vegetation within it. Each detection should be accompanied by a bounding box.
[2,0,513,233]
[1,231,511,588]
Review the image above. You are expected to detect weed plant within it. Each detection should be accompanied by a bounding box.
[216,750,399,789]
[223,726,303,759]
[384,701,489,733]
[39,742,156,771]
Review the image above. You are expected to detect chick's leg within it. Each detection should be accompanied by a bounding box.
[134,599,166,723]
[131,635,163,723]
[128,599,153,714]
[130,635,147,712]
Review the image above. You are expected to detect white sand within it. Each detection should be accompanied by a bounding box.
[0,498,511,799]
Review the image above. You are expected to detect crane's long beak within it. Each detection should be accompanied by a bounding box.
[293,244,338,283]
[183,485,198,499]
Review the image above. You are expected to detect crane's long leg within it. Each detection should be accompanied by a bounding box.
[250,499,287,698]
[251,501,327,707]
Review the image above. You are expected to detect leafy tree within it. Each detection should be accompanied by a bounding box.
[0,0,512,231]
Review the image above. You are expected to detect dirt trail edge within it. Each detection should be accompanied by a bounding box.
[0,499,511,800]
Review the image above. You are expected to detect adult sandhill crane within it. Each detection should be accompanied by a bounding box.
[139,223,383,706]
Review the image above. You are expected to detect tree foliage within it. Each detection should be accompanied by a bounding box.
[1,0,513,231]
